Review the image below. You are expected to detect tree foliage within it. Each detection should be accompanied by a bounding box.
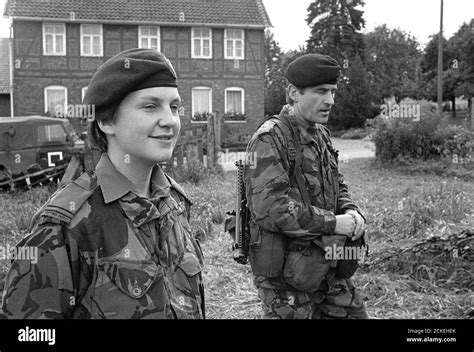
[264,30,287,116]
[420,21,474,114]
[329,55,376,130]
[364,25,422,103]
[306,0,366,63]
[264,31,307,116]
[450,20,474,99]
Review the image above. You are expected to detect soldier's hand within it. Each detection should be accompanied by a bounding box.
[334,214,355,236]
[345,210,366,241]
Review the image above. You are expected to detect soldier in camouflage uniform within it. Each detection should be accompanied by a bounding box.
[244,54,368,319]
[0,49,205,319]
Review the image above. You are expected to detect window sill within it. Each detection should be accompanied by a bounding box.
[224,120,247,124]
[43,53,67,57]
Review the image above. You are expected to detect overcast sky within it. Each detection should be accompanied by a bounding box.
[262,0,474,50]
[0,0,472,51]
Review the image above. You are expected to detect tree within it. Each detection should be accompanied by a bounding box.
[420,22,474,116]
[364,25,423,103]
[306,0,366,64]
[264,30,287,116]
[329,55,375,130]
[450,20,474,101]
[264,32,307,116]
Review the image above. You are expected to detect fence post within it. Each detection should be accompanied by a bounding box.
[214,109,222,156]
[470,97,474,131]
[207,114,215,168]
[197,139,204,163]
[176,145,184,166]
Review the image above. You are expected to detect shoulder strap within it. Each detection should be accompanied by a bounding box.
[30,171,97,230]
[271,116,312,206]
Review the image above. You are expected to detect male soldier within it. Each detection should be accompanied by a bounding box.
[244,53,368,319]
[0,49,205,319]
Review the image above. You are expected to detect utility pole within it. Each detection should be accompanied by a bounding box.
[9,19,14,118]
[437,0,444,113]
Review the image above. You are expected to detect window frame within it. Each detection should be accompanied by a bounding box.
[191,87,213,124]
[42,22,66,56]
[224,29,245,60]
[191,27,213,59]
[80,24,103,57]
[44,85,68,117]
[138,26,161,51]
[224,87,246,124]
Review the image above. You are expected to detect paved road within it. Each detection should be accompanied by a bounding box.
[219,138,375,172]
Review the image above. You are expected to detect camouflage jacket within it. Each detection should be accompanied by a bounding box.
[0,154,205,319]
[244,105,364,289]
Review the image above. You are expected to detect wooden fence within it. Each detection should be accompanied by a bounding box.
[166,111,222,170]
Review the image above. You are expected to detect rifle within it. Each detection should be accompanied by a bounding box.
[225,160,250,265]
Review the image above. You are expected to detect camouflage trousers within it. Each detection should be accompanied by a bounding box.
[258,277,368,319]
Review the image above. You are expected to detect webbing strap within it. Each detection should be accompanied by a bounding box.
[271,115,312,207]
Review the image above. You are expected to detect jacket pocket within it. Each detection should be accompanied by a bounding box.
[283,239,331,293]
[249,225,286,278]
[94,258,172,319]
[169,252,204,319]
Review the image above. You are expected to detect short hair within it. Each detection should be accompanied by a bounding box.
[286,84,305,105]
[87,106,117,152]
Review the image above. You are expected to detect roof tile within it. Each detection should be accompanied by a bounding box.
[4,0,272,28]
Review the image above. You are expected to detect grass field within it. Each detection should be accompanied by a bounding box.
[0,158,473,319]
[186,158,474,319]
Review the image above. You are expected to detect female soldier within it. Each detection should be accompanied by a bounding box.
[0,49,205,319]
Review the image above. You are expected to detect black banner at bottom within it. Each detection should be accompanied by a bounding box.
[0,319,472,351]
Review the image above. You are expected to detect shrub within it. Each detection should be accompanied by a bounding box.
[374,101,474,163]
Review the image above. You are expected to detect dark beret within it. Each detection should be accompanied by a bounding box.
[83,48,177,111]
[285,54,341,88]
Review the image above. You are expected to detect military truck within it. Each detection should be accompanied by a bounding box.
[0,116,85,190]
